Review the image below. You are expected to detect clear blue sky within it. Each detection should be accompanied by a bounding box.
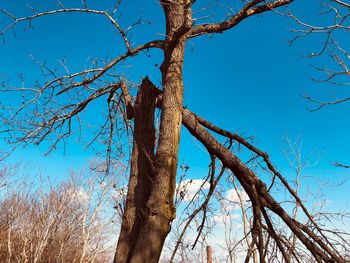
[0,0,349,209]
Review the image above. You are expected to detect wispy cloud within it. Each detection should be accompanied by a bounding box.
[222,188,249,211]
[176,179,210,201]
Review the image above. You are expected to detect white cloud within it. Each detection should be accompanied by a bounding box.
[176,179,210,201]
[65,187,90,203]
[213,212,240,225]
[222,188,250,211]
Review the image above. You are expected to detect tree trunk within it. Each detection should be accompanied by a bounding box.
[114,78,158,263]
[206,246,213,263]
[127,2,192,262]
[115,2,192,262]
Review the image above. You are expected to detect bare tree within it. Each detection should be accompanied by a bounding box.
[0,1,349,262]
[0,165,118,263]
[0,165,19,191]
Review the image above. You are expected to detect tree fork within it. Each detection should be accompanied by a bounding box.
[118,2,193,262]
[129,77,346,262]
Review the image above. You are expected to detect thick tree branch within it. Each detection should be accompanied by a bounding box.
[181,107,345,262]
[189,0,293,38]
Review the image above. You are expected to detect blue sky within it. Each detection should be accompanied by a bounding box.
[1,0,350,211]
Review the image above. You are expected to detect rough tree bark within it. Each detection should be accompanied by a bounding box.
[115,1,193,262]
[114,78,158,263]
[127,2,192,262]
